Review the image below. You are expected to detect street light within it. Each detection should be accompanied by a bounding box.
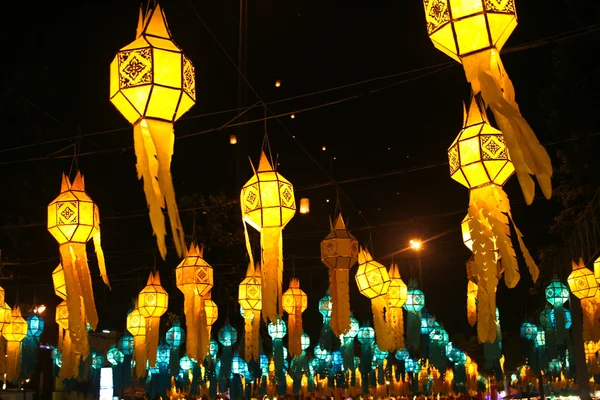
[409,239,423,290]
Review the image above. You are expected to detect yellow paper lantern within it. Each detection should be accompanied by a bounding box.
[299,198,310,214]
[387,263,407,351]
[0,286,4,308]
[0,303,11,333]
[138,271,168,368]
[241,151,296,322]
[110,3,195,259]
[3,307,27,382]
[568,258,598,300]
[52,264,67,300]
[204,294,218,351]
[321,214,359,336]
[422,0,552,204]
[126,308,147,377]
[467,280,478,327]
[282,278,308,357]
[239,263,262,361]
[54,300,78,378]
[356,247,391,351]
[47,172,109,360]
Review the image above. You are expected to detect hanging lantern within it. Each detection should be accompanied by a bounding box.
[449,96,539,343]
[420,311,436,335]
[421,0,552,204]
[110,4,195,258]
[138,271,168,368]
[282,278,308,357]
[0,303,11,332]
[299,198,310,214]
[519,322,537,341]
[240,150,296,322]
[92,352,104,369]
[47,172,110,360]
[126,308,147,377]
[26,314,44,338]
[230,135,238,145]
[467,280,478,327]
[403,284,425,314]
[238,262,262,362]
[545,279,570,307]
[166,320,185,348]
[301,333,311,351]
[3,307,27,382]
[118,333,134,356]
[567,258,598,299]
[321,214,359,336]
[176,242,213,360]
[52,264,67,300]
[355,247,391,351]
[387,263,407,351]
[107,346,125,366]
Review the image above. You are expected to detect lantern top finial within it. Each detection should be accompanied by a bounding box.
[257,151,273,172]
[141,4,171,40]
[333,213,346,230]
[464,96,487,128]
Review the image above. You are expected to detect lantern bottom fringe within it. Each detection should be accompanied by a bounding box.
[371,296,391,352]
[330,268,351,337]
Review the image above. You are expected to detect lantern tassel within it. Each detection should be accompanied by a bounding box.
[59,329,79,379]
[288,307,303,357]
[372,296,391,351]
[261,227,282,322]
[331,268,351,337]
[197,296,209,360]
[146,317,160,367]
[467,280,478,327]
[133,119,186,260]
[59,244,92,358]
[5,342,21,382]
[134,334,147,377]
[185,294,198,360]
[390,307,404,350]
[92,231,110,288]
[463,50,552,205]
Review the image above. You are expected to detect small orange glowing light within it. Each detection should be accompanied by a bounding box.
[230,135,237,145]
[275,80,281,88]
[322,146,326,151]
[409,239,422,251]
[291,114,295,119]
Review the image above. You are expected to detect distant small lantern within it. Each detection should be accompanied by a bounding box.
[230,135,237,145]
[290,114,295,119]
[313,344,328,360]
[205,298,218,327]
[318,294,332,319]
[218,324,238,347]
[92,353,104,369]
[299,198,310,214]
[126,308,147,377]
[301,333,310,351]
[520,322,537,341]
[357,326,375,346]
[156,343,170,366]
[275,80,281,87]
[567,258,598,299]
[238,262,262,361]
[107,346,124,366]
[118,333,134,356]
[403,282,425,313]
[166,320,185,348]
[282,278,307,357]
[26,314,45,338]
[267,318,287,340]
[137,271,168,369]
[4,307,28,381]
[534,330,545,348]
[180,355,192,371]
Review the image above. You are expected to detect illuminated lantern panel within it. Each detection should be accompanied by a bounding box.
[118,334,134,356]
[519,322,537,341]
[395,348,409,361]
[357,326,375,346]
[218,324,238,347]
[166,320,185,348]
[421,311,436,335]
[448,98,514,190]
[341,317,360,340]
[138,272,168,319]
[267,319,287,340]
[230,135,237,145]
[282,279,308,315]
[539,308,555,330]
[205,299,218,326]
[355,249,390,299]
[126,309,146,337]
[301,333,311,350]
[403,287,425,313]
[52,264,67,300]
[422,0,517,62]
[318,295,332,319]
[26,314,45,338]
[55,301,69,330]
[567,258,598,299]
[545,279,570,307]
[321,215,359,270]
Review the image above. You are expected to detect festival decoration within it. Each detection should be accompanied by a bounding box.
[238,262,262,361]
[387,263,407,351]
[138,271,168,368]
[355,247,391,351]
[47,172,110,361]
[320,214,359,336]
[109,3,196,258]
[449,96,539,343]
[403,280,425,350]
[567,258,599,342]
[166,320,185,375]
[3,307,27,382]
[317,293,336,350]
[176,242,213,359]
[467,280,478,327]
[357,325,375,394]
[127,307,147,377]
[421,0,552,204]
[268,318,287,396]
[282,278,307,357]
[339,316,359,371]
[218,323,237,392]
[22,313,45,377]
[204,294,218,344]
[241,150,296,322]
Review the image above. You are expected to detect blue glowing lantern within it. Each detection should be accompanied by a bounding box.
[403,283,425,313]
[373,345,388,362]
[545,279,570,307]
[318,294,332,319]
[180,355,192,371]
[209,339,219,357]
[166,320,185,347]
[232,353,244,374]
[520,322,537,340]
[301,333,311,350]
[260,354,269,374]
[395,348,409,361]
[107,346,124,366]
[310,358,320,373]
[550,308,572,329]
[405,358,420,373]
[549,358,562,374]
[157,343,170,366]
[539,307,555,330]
[118,333,134,356]
[267,318,287,339]
[420,311,436,335]
[445,342,453,357]
[26,314,44,338]
[449,349,467,365]
[215,359,221,376]
[314,344,329,360]
[218,324,238,346]
[429,327,449,344]
[534,330,545,348]
[357,326,375,346]
[341,317,360,341]
[51,348,62,367]
[92,353,104,369]
[282,346,288,359]
[331,350,343,368]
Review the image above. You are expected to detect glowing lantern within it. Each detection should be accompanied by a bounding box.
[126,307,147,377]
[156,343,170,366]
[52,264,67,300]
[109,3,195,259]
[357,326,375,346]
[321,213,359,336]
[176,242,213,360]
[534,330,545,348]
[230,135,237,145]
[275,80,281,87]
[567,258,598,299]
[449,96,539,343]
[299,198,310,214]
[519,322,537,341]
[180,355,192,371]
[0,303,11,333]
[355,247,391,351]
[545,279,570,307]
[319,294,332,319]
[387,263,407,350]
[422,0,552,204]
[420,311,436,335]
[301,333,311,351]
[3,307,27,382]
[91,353,104,369]
[118,333,134,356]
[166,320,185,348]
[209,340,219,358]
[313,344,328,360]
[282,278,308,357]
[218,324,238,347]
[267,318,287,340]
[238,262,262,361]
[47,172,110,359]
[403,285,425,313]
[539,307,554,330]
[26,314,44,338]
[240,150,296,322]
[107,346,124,366]
[467,280,478,327]
[138,271,168,368]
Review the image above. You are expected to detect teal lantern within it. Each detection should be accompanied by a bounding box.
[26,314,44,338]
[92,353,104,369]
[51,348,62,367]
[429,327,449,344]
[549,358,562,373]
[180,355,192,371]
[107,346,124,366]
[209,339,219,357]
[449,349,467,365]
[357,326,375,345]
[218,324,238,346]
[318,294,332,319]
[373,345,388,361]
[331,350,343,368]
[403,285,425,313]
[301,333,311,350]
[539,307,555,329]
[157,343,170,366]
[267,318,287,339]
[520,322,537,340]
[215,359,221,375]
[232,353,244,374]
[550,308,572,329]
[310,358,320,373]
[395,348,409,361]
[545,279,570,307]
[405,358,420,373]
[282,346,288,359]
[314,344,329,360]
[260,354,269,374]
[118,333,134,356]
[341,317,360,340]
[420,311,436,334]
[166,320,185,347]
[445,342,453,357]
[534,329,545,348]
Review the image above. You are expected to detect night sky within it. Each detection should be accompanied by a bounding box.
[1,0,598,369]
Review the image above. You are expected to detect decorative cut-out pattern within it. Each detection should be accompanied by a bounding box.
[448,145,460,174]
[425,0,450,33]
[481,135,508,160]
[485,0,515,13]
[183,57,195,99]
[118,48,153,88]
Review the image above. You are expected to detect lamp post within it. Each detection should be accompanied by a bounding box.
[410,239,423,290]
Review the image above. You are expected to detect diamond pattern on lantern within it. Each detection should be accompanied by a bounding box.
[145,293,156,305]
[247,285,258,298]
[282,189,292,203]
[481,135,507,160]
[485,0,515,12]
[246,191,257,204]
[448,145,460,174]
[183,57,196,99]
[118,49,152,88]
[367,271,382,285]
[131,315,141,326]
[196,269,207,283]
[389,287,399,298]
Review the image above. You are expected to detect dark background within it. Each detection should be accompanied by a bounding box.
[0,0,598,371]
